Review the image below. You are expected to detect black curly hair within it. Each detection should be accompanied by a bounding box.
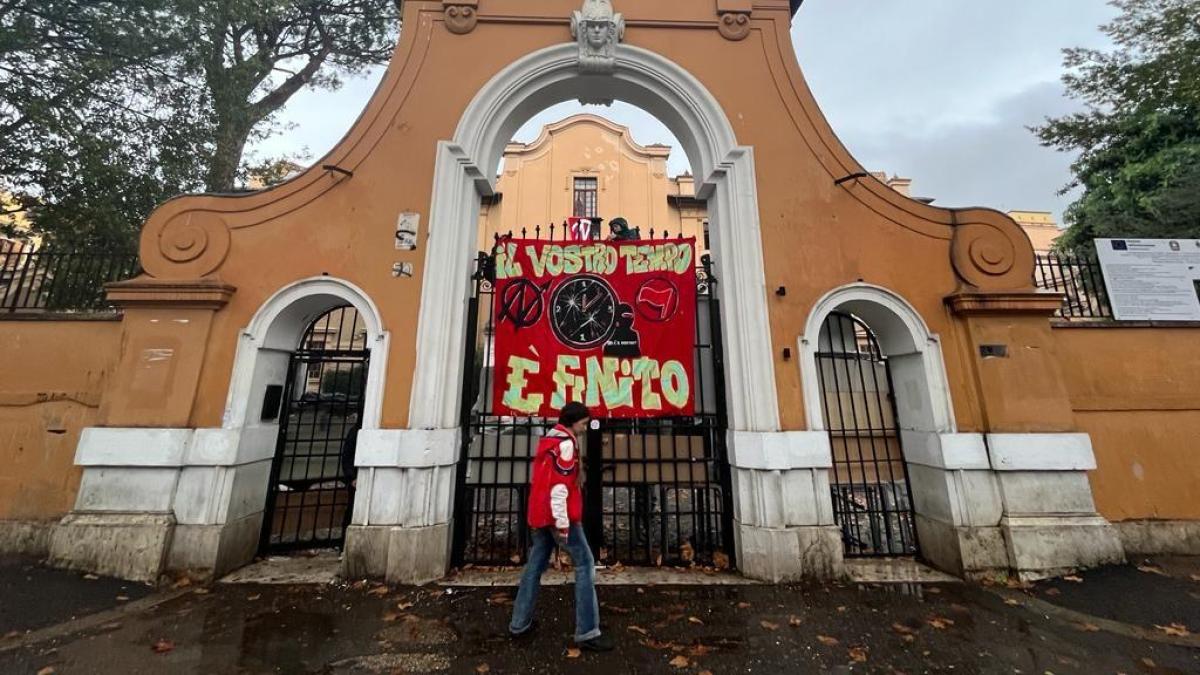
[558,401,591,427]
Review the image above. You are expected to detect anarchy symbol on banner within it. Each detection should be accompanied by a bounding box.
[498,278,549,328]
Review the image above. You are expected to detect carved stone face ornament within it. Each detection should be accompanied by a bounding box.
[571,0,625,75]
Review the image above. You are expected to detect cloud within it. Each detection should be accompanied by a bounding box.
[846,81,1084,219]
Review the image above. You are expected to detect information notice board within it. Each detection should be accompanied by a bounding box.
[1096,238,1200,321]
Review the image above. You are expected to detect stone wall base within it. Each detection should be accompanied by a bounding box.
[343,523,451,584]
[1001,515,1125,580]
[165,512,263,579]
[1113,519,1200,556]
[736,523,843,582]
[0,519,56,557]
[914,515,1008,579]
[48,511,175,584]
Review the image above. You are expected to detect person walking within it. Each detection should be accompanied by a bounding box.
[509,402,614,651]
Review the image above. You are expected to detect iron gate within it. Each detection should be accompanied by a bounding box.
[815,311,919,558]
[261,306,369,552]
[451,229,734,568]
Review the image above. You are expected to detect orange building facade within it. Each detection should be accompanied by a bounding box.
[1,0,1197,585]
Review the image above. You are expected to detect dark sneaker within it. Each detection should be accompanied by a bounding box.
[578,634,615,652]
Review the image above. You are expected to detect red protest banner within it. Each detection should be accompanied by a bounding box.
[491,238,696,418]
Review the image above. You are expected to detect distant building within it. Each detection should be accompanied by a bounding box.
[1007,210,1062,253]
[477,114,709,251]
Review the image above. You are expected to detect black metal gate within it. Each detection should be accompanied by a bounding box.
[815,312,919,558]
[452,229,734,568]
[261,306,369,552]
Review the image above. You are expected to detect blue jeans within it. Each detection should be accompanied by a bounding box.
[508,523,601,642]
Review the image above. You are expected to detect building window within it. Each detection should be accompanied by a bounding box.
[573,177,598,218]
[702,220,710,251]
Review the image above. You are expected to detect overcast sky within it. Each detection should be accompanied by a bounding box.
[253,1,1118,224]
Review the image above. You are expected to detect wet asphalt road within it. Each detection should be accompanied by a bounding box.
[1,577,1197,673]
[0,555,151,636]
[1,556,1198,674]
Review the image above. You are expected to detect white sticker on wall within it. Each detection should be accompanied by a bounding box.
[396,212,420,250]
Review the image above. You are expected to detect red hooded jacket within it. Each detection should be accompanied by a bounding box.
[527,424,584,530]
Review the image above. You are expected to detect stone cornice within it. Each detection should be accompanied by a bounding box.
[105,277,236,310]
[946,291,1065,316]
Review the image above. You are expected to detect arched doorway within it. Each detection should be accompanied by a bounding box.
[409,40,779,575]
[802,283,957,563]
[260,306,370,552]
[815,312,918,557]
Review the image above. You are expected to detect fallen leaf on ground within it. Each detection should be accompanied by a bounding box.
[475,664,490,673]
[627,625,650,635]
[487,593,513,606]
[848,646,868,663]
[699,671,714,675]
[1062,575,1083,583]
[680,542,695,563]
[1074,622,1101,632]
[817,635,839,646]
[1154,623,1191,637]
[926,617,954,630]
[1003,598,1020,606]
[36,668,55,675]
[382,612,402,622]
[688,616,704,625]
[1043,588,1061,596]
[509,554,520,564]
[712,551,730,570]
[246,594,261,601]
[640,638,680,651]
[367,585,389,596]
[789,615,802,627]
[891,623,916,635]
[83,574,99,580]
[603,604,633,614]
[1141,657,1157,667]
[565,647,581,659]
[668,655,690,668]
[194,588,210,595]
[4,630,21,639]
[1137,565,1167,576]
[172,577,193,589]
[116,595,129,602]
[687,644,713,657]
[151,638,175,654]
[925,586,942,594]
[396,601,415,611]
[760,620,779,631]
[736,601,752,609]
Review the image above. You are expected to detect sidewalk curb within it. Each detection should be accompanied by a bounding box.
[0,587,195,654]
[991,588,1200,649]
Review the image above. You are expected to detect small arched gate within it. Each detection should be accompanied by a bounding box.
[260,306,370,552]
[815,311,919,558]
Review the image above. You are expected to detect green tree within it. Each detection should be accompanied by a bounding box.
[1035,0,1200,252]
[0,0,400,249]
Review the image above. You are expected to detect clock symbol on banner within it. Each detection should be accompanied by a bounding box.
[550,275,618,349]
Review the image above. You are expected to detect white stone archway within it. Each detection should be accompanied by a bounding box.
[799,283,956,440]
[382,41,847,583]
[799,283,999,574]
[409,42,778,435]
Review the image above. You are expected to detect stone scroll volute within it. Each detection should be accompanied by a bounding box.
[443,0,478,35]
[139,210,232,280]
[716,0,752,41]
[950,209,1036,291]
